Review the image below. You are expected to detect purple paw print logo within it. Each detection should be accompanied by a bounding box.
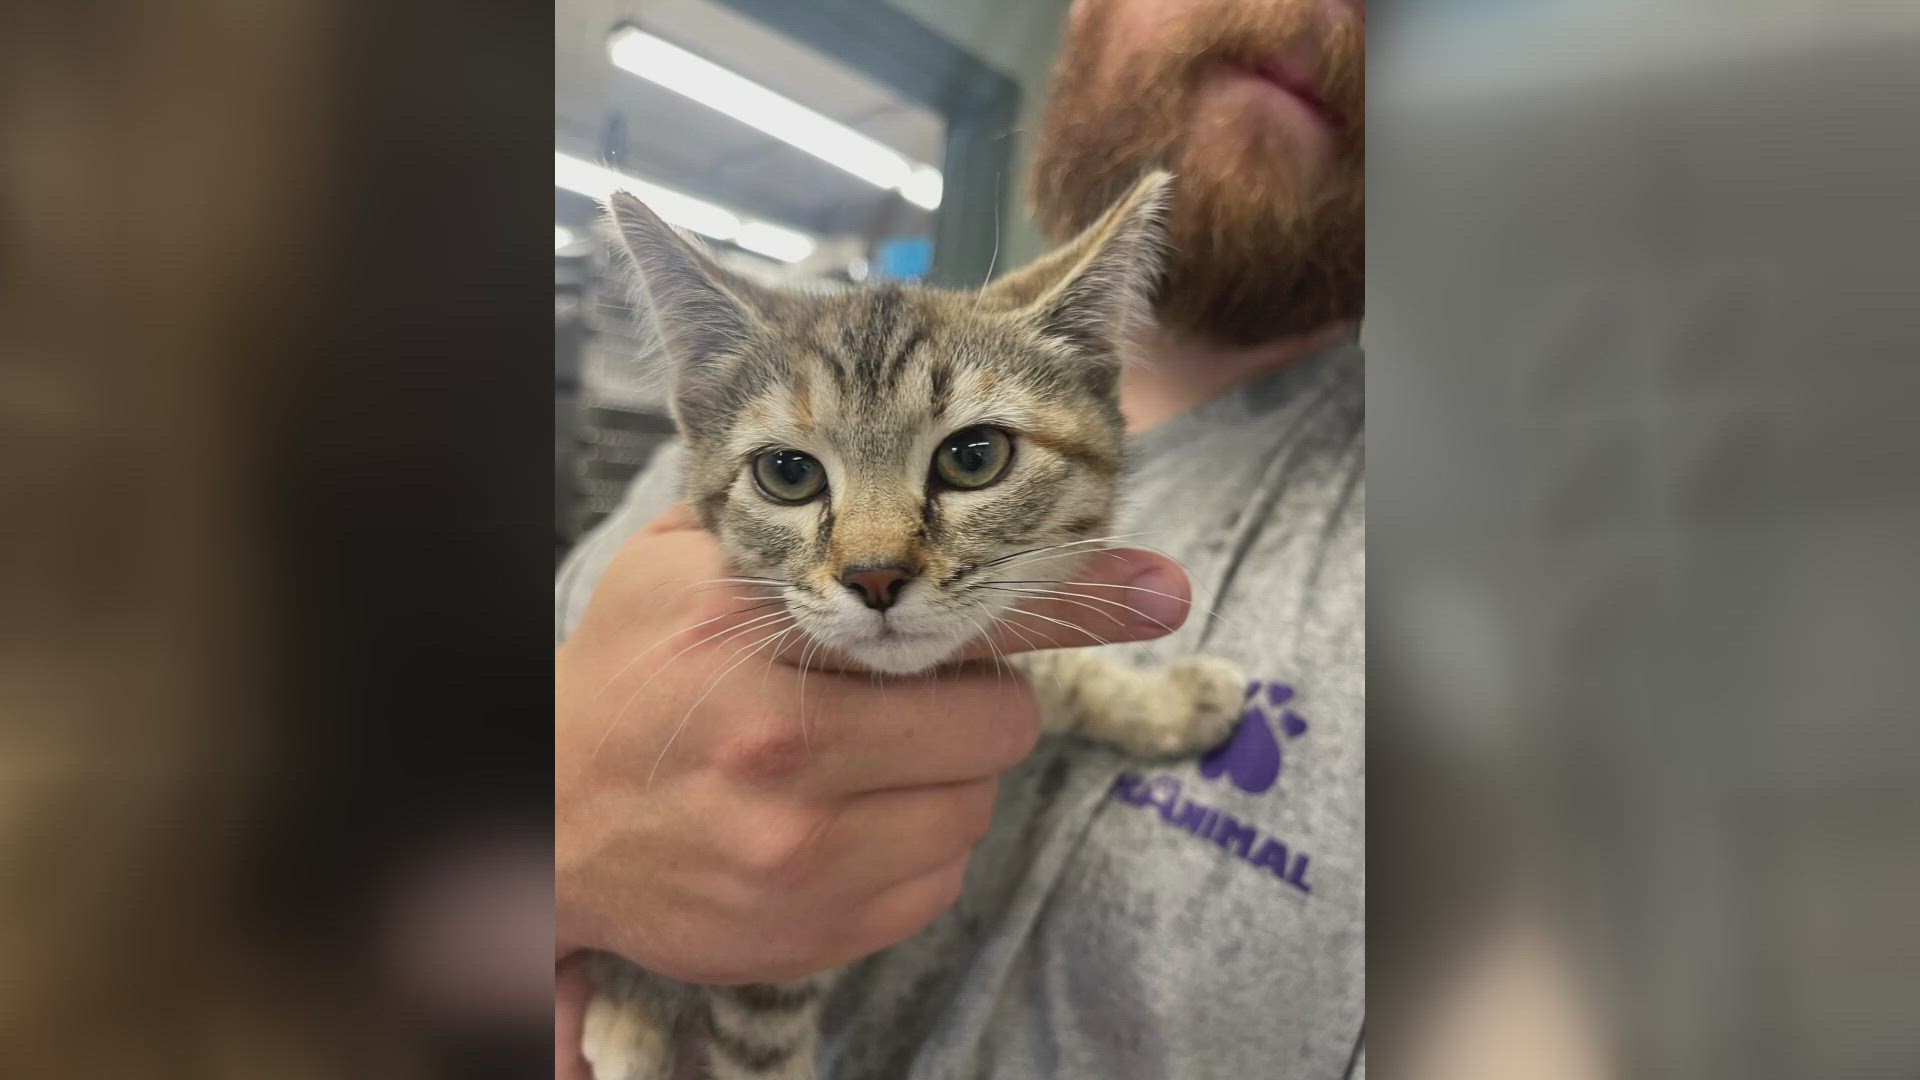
[1198,681,1309,795]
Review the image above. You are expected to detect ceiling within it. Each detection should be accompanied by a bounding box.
[555,0,948,247]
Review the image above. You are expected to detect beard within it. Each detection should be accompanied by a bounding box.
[1030,0,1364,345]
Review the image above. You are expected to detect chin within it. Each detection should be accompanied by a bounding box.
[852,638,960,676]
[807,607,975,676]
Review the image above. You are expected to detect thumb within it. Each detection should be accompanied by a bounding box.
[946,547,1194,663]
[642,501,702,535]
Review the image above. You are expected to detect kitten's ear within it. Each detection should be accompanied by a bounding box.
[985,170,1172,361]
[606,191,768,372]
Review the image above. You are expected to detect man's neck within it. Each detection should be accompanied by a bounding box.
[1121,322,1356,433]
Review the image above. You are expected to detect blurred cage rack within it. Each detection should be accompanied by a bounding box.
[556,224,822,552]
[557,221,671,549]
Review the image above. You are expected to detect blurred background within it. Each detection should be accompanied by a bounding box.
[1,1,557,1077]
[1369,2,1920,1079]
[552,0,1070,553]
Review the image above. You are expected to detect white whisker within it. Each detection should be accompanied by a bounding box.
[975,599,1045,661]
[590,598,786,701]
[592,607,793,760]
[760,624,798,695]
[796,634,826,750]
[987,578,1238,630]
[685,578,792,593]
[971,184,1002,313]
[998,605,1114,648]
[977,532,1156,570]
[977,585,1132,629]
[958,609,1004,687]
[645,618,796,786]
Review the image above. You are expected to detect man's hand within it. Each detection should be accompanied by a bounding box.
[555,505,1193,988]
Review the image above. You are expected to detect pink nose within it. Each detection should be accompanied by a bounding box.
[840,565,911,611]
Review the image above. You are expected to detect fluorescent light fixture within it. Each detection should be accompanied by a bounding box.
[553,152,740,240]
[555,225,576,251]
[734,221,815,264]
[901,165,943,212]
[607,26,943,209]
[553,151,816,263]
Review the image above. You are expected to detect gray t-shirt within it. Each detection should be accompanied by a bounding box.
[557,341,1365,1080]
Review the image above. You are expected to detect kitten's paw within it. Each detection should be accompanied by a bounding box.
[1099,657,1245,759]
[582,991,671,1080]
[1161,657,1247,754]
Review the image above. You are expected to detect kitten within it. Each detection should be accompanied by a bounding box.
[582,171,1244,1080]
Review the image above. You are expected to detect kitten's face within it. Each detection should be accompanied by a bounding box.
[681,288,1124,673]
[611,172,1171,674]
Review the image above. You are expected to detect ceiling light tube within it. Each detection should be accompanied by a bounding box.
[607,25,942,209]
[553,151,816,263]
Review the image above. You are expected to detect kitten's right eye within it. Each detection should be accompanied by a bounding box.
[752,448,828,504]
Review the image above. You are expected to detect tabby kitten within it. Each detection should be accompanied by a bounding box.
[582,171,1245,1080]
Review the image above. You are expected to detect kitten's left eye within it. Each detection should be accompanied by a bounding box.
[932,426,1013,490]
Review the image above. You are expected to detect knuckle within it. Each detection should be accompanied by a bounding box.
[934,860,969,909]
[931,811,992,863]
[858,860,969,958]
[893,862,969,941]
[925,782,996,859]
[731,806,838,885]
[711,715,811,781]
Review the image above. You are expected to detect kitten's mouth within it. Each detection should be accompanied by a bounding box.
[865,623,942,651]
[822,617,966,676]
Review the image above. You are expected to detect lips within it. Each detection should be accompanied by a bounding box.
[1251,57,1344,130]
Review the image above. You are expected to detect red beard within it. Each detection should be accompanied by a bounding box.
[1031,0,1364,344]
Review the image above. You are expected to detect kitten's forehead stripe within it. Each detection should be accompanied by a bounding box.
[928,362,952,419]
[844,288,887,380]
[816,347,851,394]
[881,329,928,397]
[852,287,902,358]
[844,287,902,401]
[789,380,814,437]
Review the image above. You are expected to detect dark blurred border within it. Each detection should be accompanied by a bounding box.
[2,1,553,1076]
